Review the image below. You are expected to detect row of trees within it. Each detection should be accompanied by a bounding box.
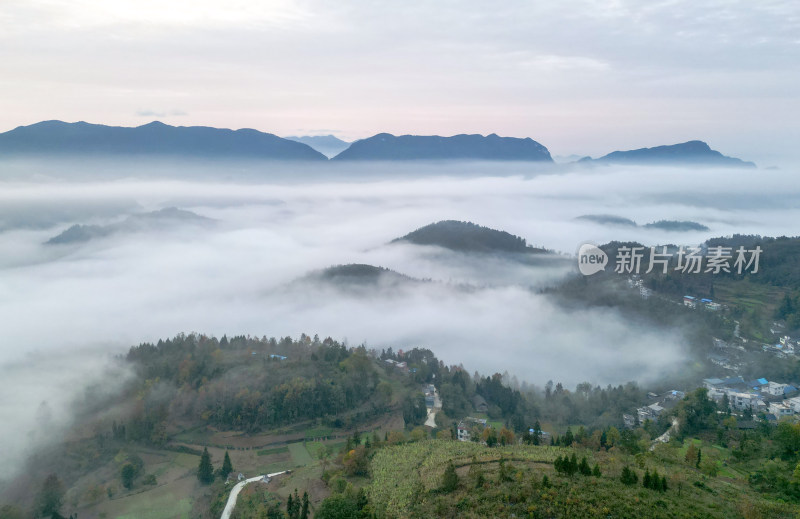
[553,453,600,477]
[197,448,234,484]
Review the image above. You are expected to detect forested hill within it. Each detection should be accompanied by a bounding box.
[302,264,422,287]
[122,334,383,434]
[393,220,549,254]
[45,207,212,244]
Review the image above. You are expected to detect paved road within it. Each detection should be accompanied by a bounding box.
[221,471,289,519]
[651,418,679,450]
[424,389,442,428]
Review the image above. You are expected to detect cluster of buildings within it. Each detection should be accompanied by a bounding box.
[623,389,686,428]
[763,335,798,358]
[622,375,800,428]
[703,376,800,420]
[683,295,722,311]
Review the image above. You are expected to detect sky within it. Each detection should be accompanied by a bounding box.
[0,0,798,163]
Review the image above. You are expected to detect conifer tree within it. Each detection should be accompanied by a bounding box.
[441,461,459,492]
[221,450,233,480]
[197,448,214,484]
[300,491,310,519]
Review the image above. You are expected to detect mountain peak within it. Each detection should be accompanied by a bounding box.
[393,220,548,254]
[589,140,754,167]
[332,133,552,161]
[138,120,169,128]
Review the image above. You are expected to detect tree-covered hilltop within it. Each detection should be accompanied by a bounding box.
[302,264,422,288]
[392,220,549,254]
[123,333,383,435]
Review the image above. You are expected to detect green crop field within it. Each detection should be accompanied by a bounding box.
[102,480,194,519]
[256,446,289,457]
[288,443,314,466]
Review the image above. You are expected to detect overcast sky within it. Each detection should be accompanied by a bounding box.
[1,0,798,162]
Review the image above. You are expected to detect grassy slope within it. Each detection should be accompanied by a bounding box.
[367,439,797,518]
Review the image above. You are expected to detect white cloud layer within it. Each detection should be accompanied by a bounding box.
[1,160,798,476]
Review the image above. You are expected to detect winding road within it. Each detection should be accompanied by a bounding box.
[220,471,290,519]
[650,418,680,450]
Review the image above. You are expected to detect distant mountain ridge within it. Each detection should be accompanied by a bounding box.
[46,207,212,244]
[393,220,548,254]
[0,121,758,167]
[332,133,552,161]
[582,140,755,167]
[0,120,327,160]
[576,215,710,232]
[284,135,350,158]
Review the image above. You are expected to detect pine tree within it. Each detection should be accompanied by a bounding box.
[569,453,578,476]
[661,475,668,492]
[579,456,591,476]
[288,489,300,519]
[441,461,459,492]
[592,463,602,477]
[541,474,550,488]
[221,450,233,480]
[620,466,638,485]
[197,448,214,484]
[696,448,702,469]
[564,427,574,446]
[300,491,310,519]
[37,474,64,517]
[643,469,652,489]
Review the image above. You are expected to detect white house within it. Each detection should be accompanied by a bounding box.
[457,417,487,442]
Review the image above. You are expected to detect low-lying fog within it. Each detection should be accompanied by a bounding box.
[1,159,798,473]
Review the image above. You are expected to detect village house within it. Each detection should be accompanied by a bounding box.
[472,394,489,413]
[763,381,798,397]
[769,401,794,418]
[637,402,664,423]
[457,417,488,442]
